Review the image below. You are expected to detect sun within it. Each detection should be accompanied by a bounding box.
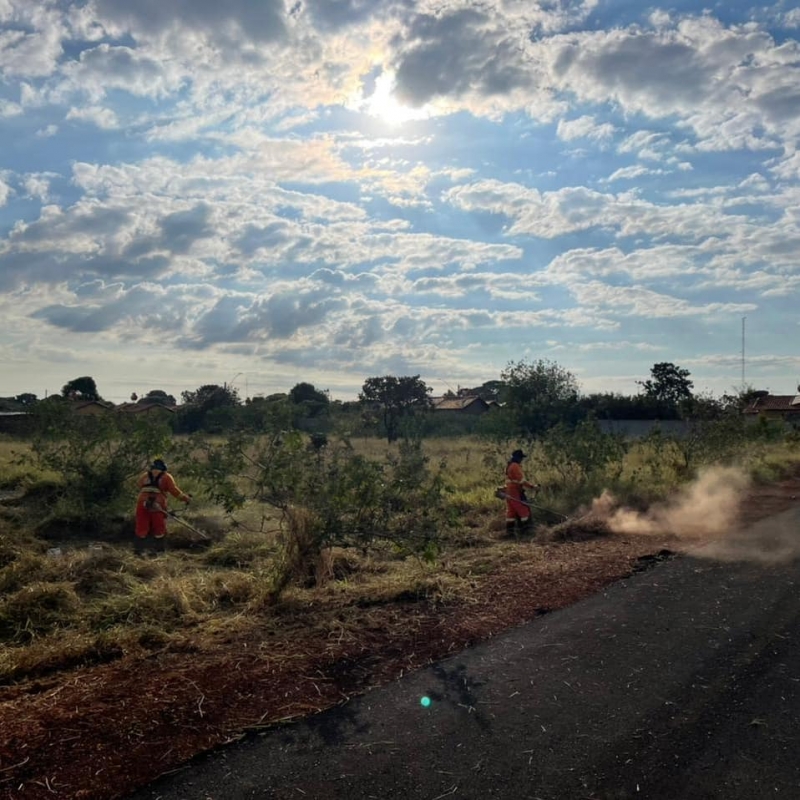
[360,72,431,126]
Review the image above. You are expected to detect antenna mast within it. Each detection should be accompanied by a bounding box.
[741,316,746,388]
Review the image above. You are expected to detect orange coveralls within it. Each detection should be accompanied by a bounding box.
[505,461,535,525]
[135,469,190,539]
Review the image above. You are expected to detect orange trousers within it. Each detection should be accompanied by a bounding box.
[135,497,167,539]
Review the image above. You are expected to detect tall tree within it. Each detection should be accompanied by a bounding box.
[140,389,177,406]
[359,375,431,442]
[500,359,581,435]
[62,376,101,401]
[289,382,329,406]
[289,382,329,422]
[637,363,694,407]
[181,384,240,409]
[178,384,241,433]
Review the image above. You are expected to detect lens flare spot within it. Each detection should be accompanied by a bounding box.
[420,696,431,708]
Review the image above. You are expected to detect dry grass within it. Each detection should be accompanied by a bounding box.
[540,514,612,542]
[1,432,799,689]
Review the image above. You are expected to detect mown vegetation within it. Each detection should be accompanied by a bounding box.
[1,359,798,687]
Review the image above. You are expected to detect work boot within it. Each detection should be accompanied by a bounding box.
[505,521,517,538]
[153,537,166,554]
[133,537,146,558]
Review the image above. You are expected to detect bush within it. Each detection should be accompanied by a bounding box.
[183,433,453,597]
[28,404,173,529]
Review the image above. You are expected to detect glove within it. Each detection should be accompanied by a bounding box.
[183,494,192,505]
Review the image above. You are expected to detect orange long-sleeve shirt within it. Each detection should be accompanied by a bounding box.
[136,470,189,512]
[505,461,535,501]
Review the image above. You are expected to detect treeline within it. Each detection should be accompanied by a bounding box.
[1,361,764,442]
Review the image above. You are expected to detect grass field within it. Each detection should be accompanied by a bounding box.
[1,427,799,687]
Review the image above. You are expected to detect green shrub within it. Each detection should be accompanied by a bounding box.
[29,404,173,525]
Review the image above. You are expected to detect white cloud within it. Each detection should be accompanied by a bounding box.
[603,165,664,182]
[0,3,65,77]
[0,176,11,206]
[23,174,52,201]
[66,105,119,129]
[35,123,58,137]
[444,179,751,242]
[0,97,21,116]
[557,115,615,142]
[60,44,184,101]
[542,17,800,151]
[570,281,757,319]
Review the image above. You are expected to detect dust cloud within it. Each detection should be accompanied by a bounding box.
[592,466,750,539]
[590,466,800,564]
[699,508,800,564]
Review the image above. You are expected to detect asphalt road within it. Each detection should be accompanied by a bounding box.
[130,507,800,800]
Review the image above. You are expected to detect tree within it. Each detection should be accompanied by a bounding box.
[288,382,330,429]
[178,384,241,433]
[359,375,432,442]
[14,393,38,407]
[501,359,581,435]
[61,376,101,401]
[637,363,694,410]
[181,384,240,409]
[140,389,177,406]
[30,402,172,526]
[288,382,328,406]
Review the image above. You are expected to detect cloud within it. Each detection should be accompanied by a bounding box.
[35,123,58,136]
[22,174,52,201]
[0,98,22,116]
[93,0,288,49]
[570,281,756,319]
[603,165,665,182]
[557,115,615,142]
[547,339,664,353]
[62,44,183,101]
[443,175,800,259]
[392,8,532,108]
[541,18,800,150]
[1,3,799,399]
[0,2,65,77]
[66,105,119,129]
[303,0,392,32]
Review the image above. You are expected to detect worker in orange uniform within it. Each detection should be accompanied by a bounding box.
[135,458,190,554]
[505,448,538,536]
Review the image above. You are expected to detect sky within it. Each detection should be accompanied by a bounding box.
[1,0,799,404]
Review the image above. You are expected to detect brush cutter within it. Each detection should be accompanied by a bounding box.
[164,509,211,540]
[145,502,210,540]
[494,488,569,523]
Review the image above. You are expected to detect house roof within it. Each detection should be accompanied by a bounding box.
[116,402,176,413]
[73,400,114,410]
[432,395,489,411]
[745,394,800,413]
